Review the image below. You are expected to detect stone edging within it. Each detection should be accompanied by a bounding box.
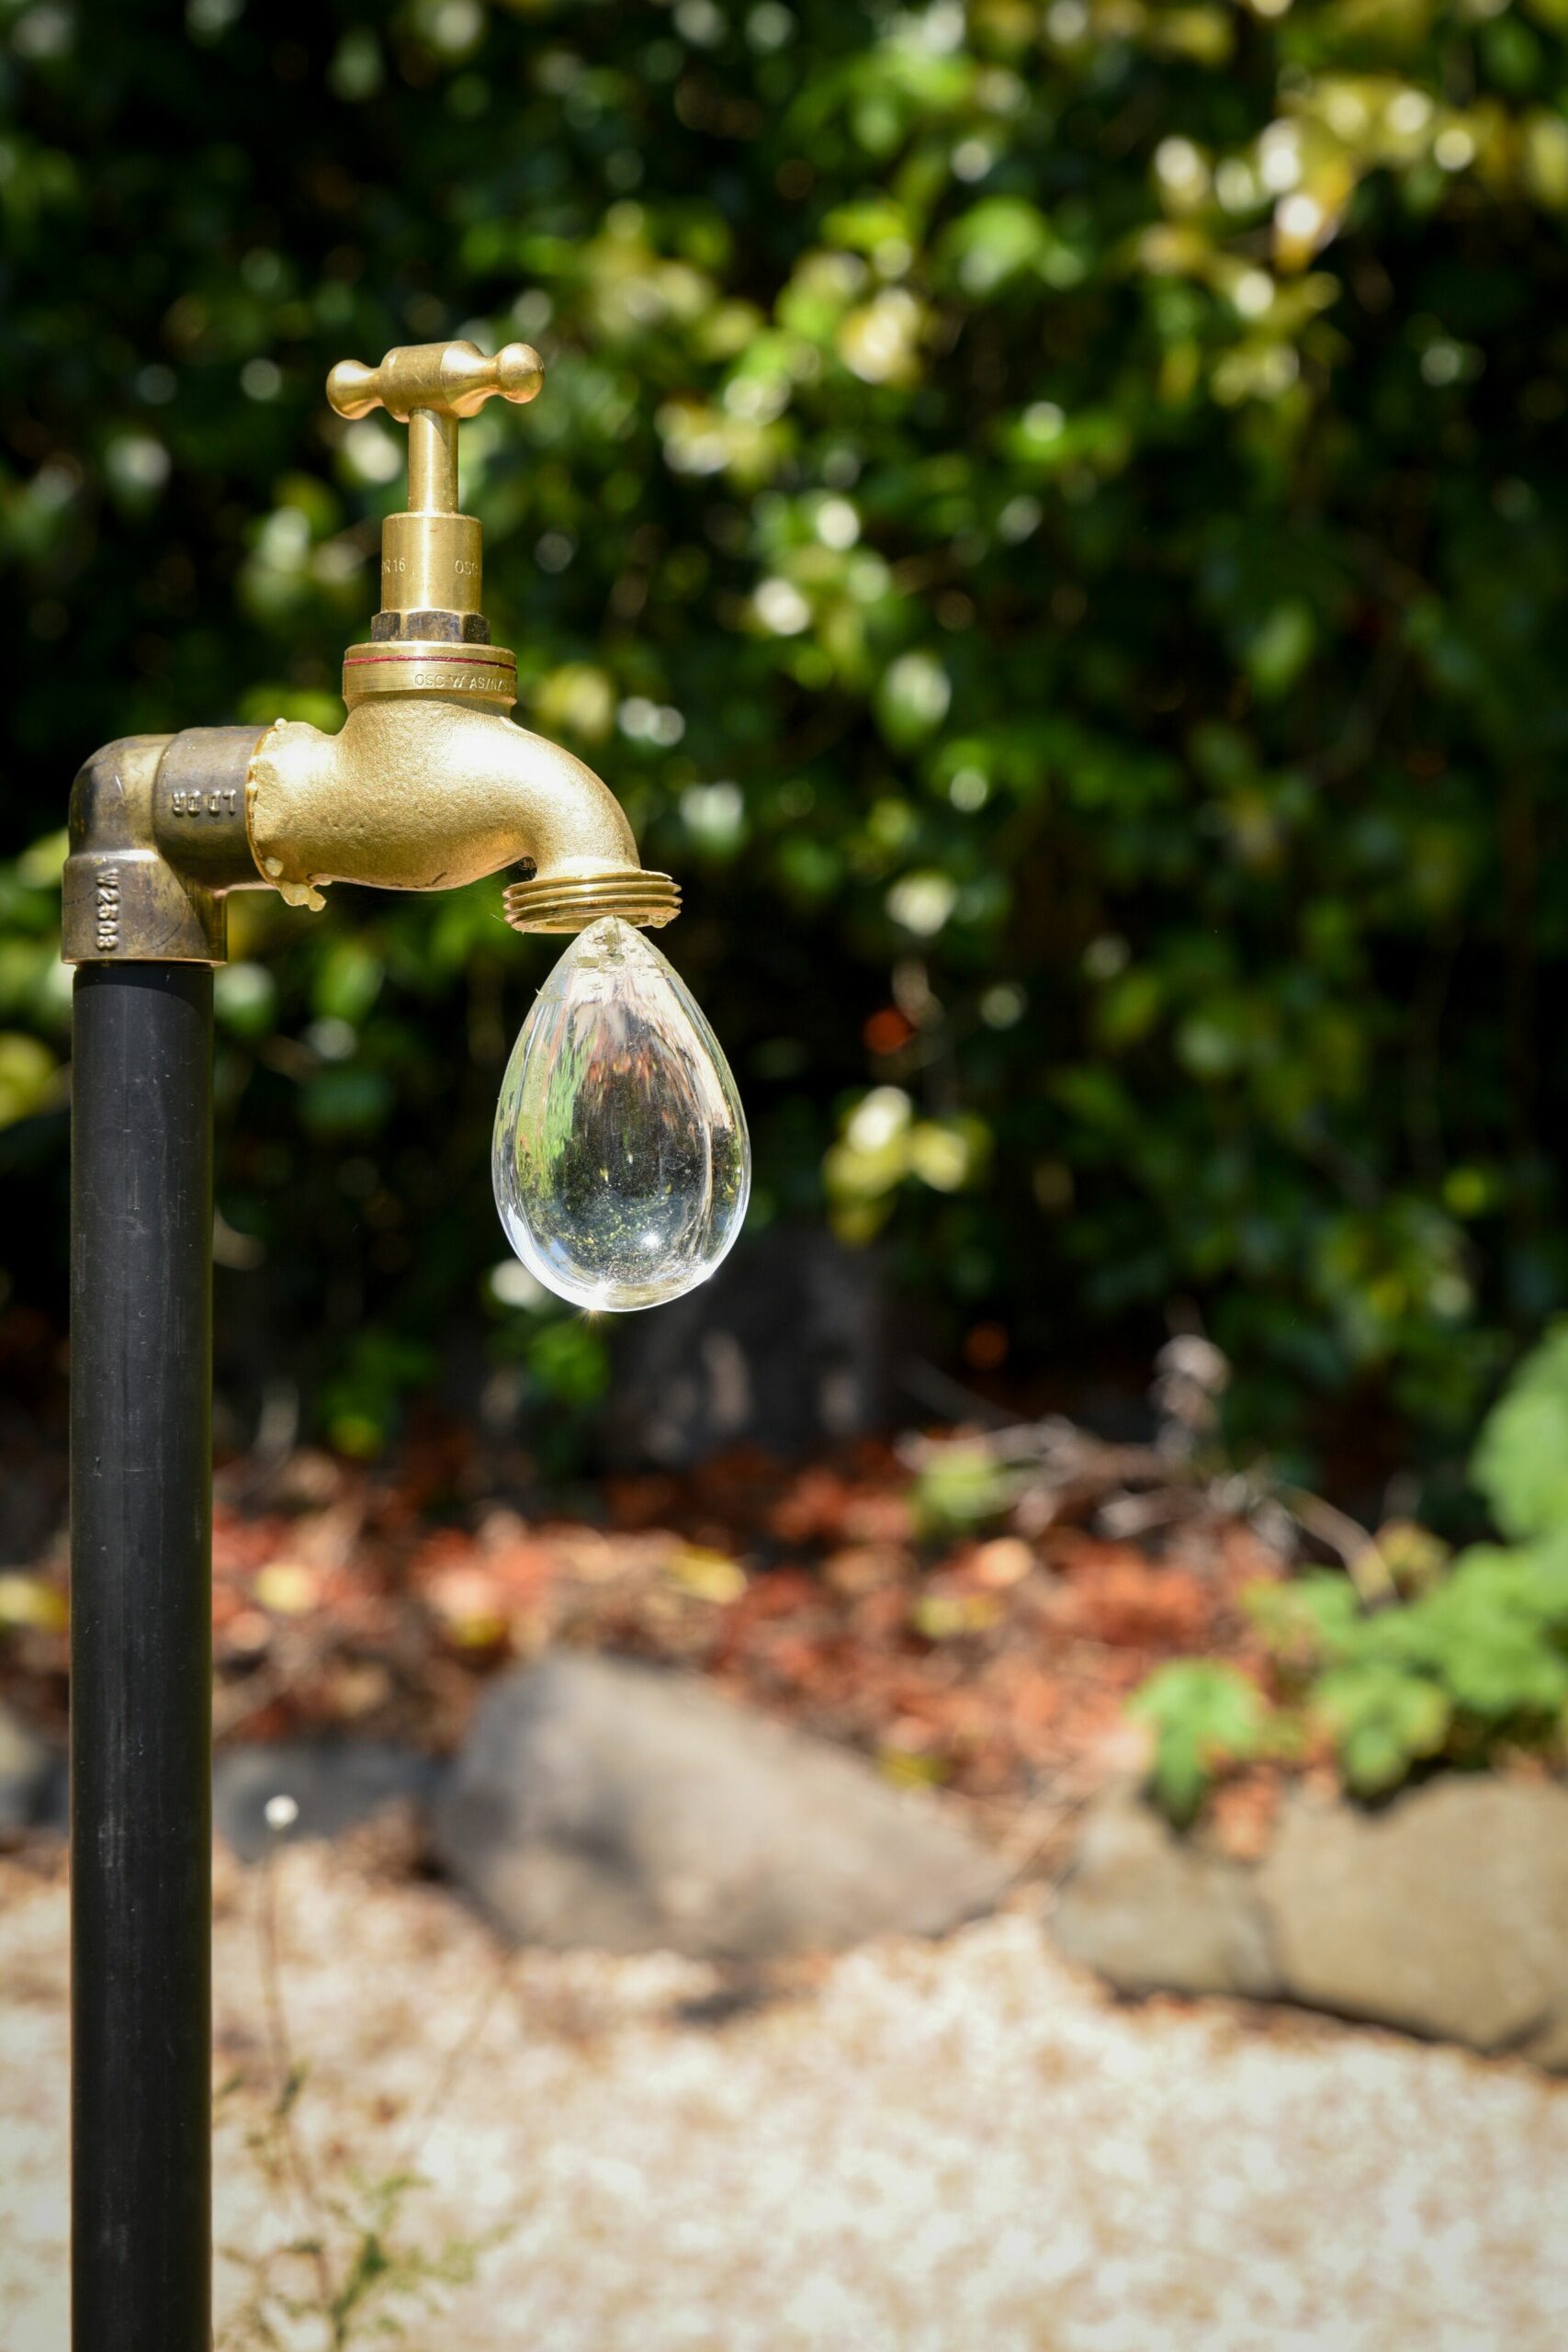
[1048,1774,1568,2070]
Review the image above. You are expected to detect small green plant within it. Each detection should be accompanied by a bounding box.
[1134,1325,1568,1822]
[221,2143,488,2351]
[1128,1661,1275,1828]
[1248,1539,1568,1799]
[219,1828,506,2348]
[1306,1662,1451,1800]
[908,1441,1028,1540]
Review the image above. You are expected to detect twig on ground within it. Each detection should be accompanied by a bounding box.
[1277,1487,1393,1606]
[397,1936,525,2181]
[256,1808,335,2318]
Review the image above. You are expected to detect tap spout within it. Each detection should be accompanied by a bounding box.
[246,697,678,931]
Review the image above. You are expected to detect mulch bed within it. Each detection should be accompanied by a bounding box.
[3,1419,1292,1870]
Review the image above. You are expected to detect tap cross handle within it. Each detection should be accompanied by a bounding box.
[326,338,543,424]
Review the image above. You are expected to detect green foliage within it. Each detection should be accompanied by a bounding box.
[1471,1318,1568,1539]
[908,1439,1024,1536]
[1309,1664,1451,1799]
[522,1316,611,1408]
[1129,1660,1272,1828]
[1245,1572,1363,1671]
[1247,1533,1568,1799]
[223,2161,487,2351]
[8,4,1568,1459]
[318,1332,437,1459]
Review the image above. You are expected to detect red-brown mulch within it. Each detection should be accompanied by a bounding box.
[3,1426,1291,1867]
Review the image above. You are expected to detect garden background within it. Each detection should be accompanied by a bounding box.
[6,0,1568,1507]
[7,23,1568,2338]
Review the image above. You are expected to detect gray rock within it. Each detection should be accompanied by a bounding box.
[432,1653,1008,1960]
[1052,1775,1568,2068]
[605,1227,886,1468]
[0,1702,56,1837]
[1049,1785,1280,2000]
[212,1740,441,1863]
[1259,1778,1568,2058]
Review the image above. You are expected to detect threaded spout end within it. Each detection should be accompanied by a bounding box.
[502,868,681,934]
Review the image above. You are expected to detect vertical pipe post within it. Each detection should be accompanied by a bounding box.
[71,962,214,2352]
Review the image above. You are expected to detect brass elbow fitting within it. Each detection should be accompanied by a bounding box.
[62,727,267,965]
[62,334,677,964]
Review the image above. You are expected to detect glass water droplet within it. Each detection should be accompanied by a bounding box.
[492,916,750,1312]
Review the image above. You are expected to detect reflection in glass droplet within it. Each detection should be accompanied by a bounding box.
[492,916,750,1311]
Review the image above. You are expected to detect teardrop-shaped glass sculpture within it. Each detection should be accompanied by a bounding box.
[492,916,750,1311]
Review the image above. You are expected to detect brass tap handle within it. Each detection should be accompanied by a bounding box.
[325,338,543,424]
[327,337,545,690]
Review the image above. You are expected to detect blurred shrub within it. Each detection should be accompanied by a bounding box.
[6,3,1568,1466]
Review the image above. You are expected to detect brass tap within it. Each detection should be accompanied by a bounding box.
[62,333,679,963]
[326,337,541,707]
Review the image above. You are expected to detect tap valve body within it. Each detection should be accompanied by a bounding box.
[312,334,679,934]
[326,338,546,709]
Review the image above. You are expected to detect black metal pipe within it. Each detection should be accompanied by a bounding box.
[71,962,214,2352]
